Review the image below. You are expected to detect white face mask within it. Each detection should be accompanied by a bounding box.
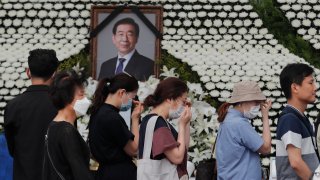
[243,105,260,119]
[73,97,91,117]
[168,104,185,120]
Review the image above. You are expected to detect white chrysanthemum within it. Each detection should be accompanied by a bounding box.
[205,82,215,90]
[302,5,311,11]
[81,10,90,18]
[309,110,318,117]
[27,10,37,17]
[313,43,320,49]
[291,19,301,28]
[198,11,207,18]
[302,19,311,26]
[238,27,247,35]
[249,28,259,35]
[220,90,230,98]
[168,12,176,17]
[239,12,248,18]
[183,19,192,27]
[65,19,75,27]
[163,19,172,26]
[314,19,320,27]
[5,80,15,88]
[218,12,228,18]
[254,19,263,27]
[308,28,317,36]
[193,19,201,27]
[295,12,305,20]
[280,4,290,11]
[75,19,85,26]
[210,90,220,97]
[3,19,12,27]
[253,119,262,126]
[249,12,259,18]
[200,76,210,83]
[15,79,25,88]
[203,19,212,27]
[213,19,222,27]
[234,5,242,11]
[228,12,237,18]
[55,19,64,27]
[10,73,19,80]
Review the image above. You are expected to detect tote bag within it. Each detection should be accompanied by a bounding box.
[137,116,185,180]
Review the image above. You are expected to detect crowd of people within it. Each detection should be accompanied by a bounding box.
[3,48,320,180]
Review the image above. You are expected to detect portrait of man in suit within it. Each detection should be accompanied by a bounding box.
[98,18,154,81]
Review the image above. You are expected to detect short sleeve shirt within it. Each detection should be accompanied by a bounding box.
[276,105,319,180]
[89,103,134,165]
[216,108,263,180]
[139,114,188,178]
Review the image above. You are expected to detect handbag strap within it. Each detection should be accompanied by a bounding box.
[212,134,218,155]
[45,128,66,180]
[142,115,159,159]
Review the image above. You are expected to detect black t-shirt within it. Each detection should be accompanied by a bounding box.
[89,103,134,165]
[4,85,57,180]
[43,121,93,180]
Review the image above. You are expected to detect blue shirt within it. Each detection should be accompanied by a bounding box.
[276,105,319,180]
[216,108,263,180]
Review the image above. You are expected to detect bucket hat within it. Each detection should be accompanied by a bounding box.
[229,81,266,104]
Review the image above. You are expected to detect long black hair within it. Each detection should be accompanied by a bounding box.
[90,73,138,115]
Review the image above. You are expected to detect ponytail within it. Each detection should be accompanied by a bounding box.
[217,102,232,122]
[90,78,110,115]
[144,94,158,107]
[90,73,138,115]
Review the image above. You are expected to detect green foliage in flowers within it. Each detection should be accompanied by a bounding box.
[250,0,320,68]
[58,50,91,78]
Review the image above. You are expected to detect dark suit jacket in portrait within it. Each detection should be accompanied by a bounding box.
[98,50,154,81]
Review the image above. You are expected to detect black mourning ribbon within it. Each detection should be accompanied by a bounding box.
[90,5,162,39]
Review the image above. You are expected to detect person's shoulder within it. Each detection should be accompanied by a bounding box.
[278,110,301,126]
[5,91,29,107]
[101,56,117,66]
[134,51,154,63]
[141,114,167,129]
[55,121,77,135]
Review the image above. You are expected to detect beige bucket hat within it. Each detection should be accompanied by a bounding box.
[229,81,266,104]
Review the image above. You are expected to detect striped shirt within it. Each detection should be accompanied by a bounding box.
[276,105,319,180]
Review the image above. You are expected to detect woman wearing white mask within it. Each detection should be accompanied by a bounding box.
[216,81,272,180]
[42,71,93,180]
[88,73,143,180]
[139,77,192,179]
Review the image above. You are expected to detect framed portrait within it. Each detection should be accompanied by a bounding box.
[90,5,163,81]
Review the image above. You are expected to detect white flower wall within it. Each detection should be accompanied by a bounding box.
[1,0,320,166]
[277,0,320,49]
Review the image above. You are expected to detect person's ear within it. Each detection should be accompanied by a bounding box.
[291,83,300,94]
[117,89,125,97]
[26,68,31,79]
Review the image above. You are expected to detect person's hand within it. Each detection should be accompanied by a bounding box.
[260,99,272,119]
[131,100,144,122]
[179,105,192,126]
